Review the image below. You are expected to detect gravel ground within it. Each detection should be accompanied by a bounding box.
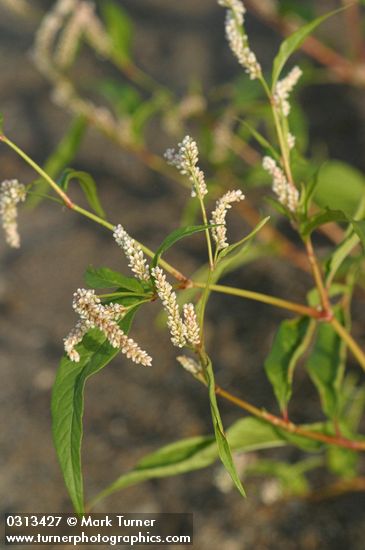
[0,2,364,549]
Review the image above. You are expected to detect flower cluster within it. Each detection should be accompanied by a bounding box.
[165,136,208,198]
[113,224,150,281]
[34,0,111,74]
[0,179,26,248]
[210,190,245,250]
[183,304,201,346]
[33,0,77,72]
[64,288,152,366]
[262,156,299,212]
[218,0,261,80]
[151,267,200,348]
[177,355,202,376]
[273,66,302,117]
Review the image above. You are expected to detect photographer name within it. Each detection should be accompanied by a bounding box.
[81,515,156,528]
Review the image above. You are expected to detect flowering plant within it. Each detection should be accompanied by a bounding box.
[1,0,365,512]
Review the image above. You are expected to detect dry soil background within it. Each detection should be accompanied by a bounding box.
[0,1,365,549]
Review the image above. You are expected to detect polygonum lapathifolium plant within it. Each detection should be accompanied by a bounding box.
[1,0,365,514]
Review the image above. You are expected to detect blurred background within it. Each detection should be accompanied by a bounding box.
[0,1,365,548]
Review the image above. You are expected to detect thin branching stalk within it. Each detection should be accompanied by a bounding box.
[214,385,365,452]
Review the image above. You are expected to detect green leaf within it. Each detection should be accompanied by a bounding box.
[278,0,316,22]
[28,116,87,207]
[300,209,348,239]
[58,169,105,218]
[264,317,313,414]
[272,8,345,86]
[151,225,213,269]
[315,161,365,217]
[89,417,285,507]
[247,456,322,496]
[327,445,358,479]
[97,80,142,116]
[84,266,145,293]
[304,308,345,419]
[205,359,246,497]
[101,1,133,63]
[325,232,361,285]
[339,374,365,432]
[352,220,365,251]
[52,307,140,513]
[237,119,279,161]
[0,112,4,133]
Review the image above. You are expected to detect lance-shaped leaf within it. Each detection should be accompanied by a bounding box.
[52,307,140,513]
[300,209,348,239]
[58,169,105,218]
[101,0,133,63]
[88,417,286,508]
[272,7,345,86]
[315,161,365,217]
[205,359,246,497]
[264,317,314,414]
[304,308,346,419]
[85,266,145,293]
[151,224,214,269]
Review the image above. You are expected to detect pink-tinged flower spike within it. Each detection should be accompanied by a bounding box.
[113,224,150,281]
[273,66,302,117]
[64,289,152,366]
[183,303,201,346]
[151,267,187,348]
[218,0,262,80]
[262,157,299,213]
[165,135,208,198]
[210,189,245,250]
[0,179,26,248]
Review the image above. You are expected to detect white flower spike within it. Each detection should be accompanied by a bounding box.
[0,179,26,248]
[64,289,152,366]
[262,156,299,212]
[151,267,187,348]
[210,189,245,250]
[165,136,208,198]
[113,224,150,281]
[218,0,261,80]
[274,66,302,117]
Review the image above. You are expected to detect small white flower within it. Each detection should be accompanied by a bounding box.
[0,179,26,248]
[165,136,208,198]
[54,3,91,69]
[113,224,150,281]
[183,303,201,346]
[219,0,261,80]
[152,267,187,348]
[262,156,299,212]
[210,189,245,250]
[177,355,202,376]
[274,66,302,117]
[64,288,152,366]
[218,0,245,24]
[287,132,296,150]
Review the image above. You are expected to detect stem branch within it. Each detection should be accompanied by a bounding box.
[215,385,365,451]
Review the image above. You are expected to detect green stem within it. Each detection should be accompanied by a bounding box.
[331,316,365,373]
[214,385,365,451]
[0,135,187,283]
[192,281,321,318]
[1,136,74,208]
[305,237,332,315]
[259,76,293,184]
